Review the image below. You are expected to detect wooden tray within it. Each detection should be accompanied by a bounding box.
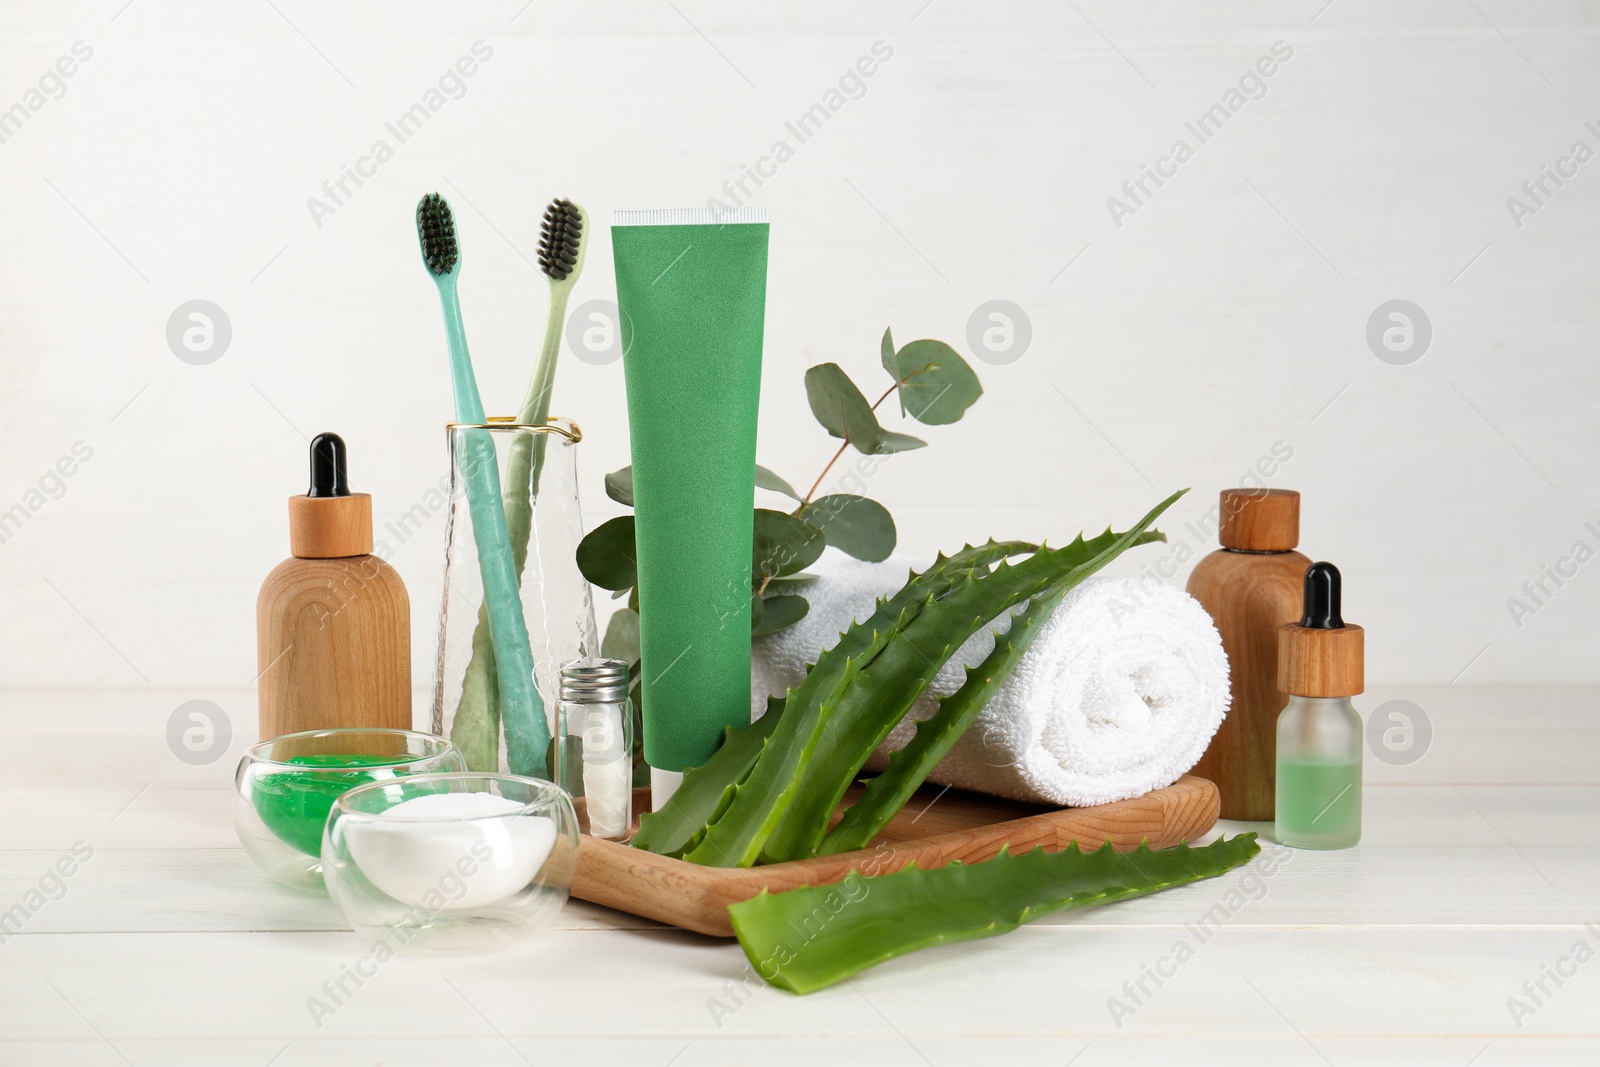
[571,774,1220,937]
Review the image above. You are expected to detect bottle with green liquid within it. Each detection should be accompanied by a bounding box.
[1276,561,1365,850]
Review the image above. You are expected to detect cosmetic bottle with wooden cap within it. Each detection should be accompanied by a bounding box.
[1275,561,1363,849]
[257,433,411,739]
[1187,488,1310,819]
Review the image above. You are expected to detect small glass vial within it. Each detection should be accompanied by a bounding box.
[555,658,633,841]
[1276,697,1362,849]
[1275,562,1364,850]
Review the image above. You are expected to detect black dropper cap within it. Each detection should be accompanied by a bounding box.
[1299,561,1344,629]
[307,433,351,498]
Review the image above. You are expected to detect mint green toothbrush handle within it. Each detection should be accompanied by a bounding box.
[458,429,549,775]
[440,287,550,776]
[453,280,574,769]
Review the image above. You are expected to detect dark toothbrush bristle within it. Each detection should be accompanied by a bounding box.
[416,193,459,276]
[538,197,582,280]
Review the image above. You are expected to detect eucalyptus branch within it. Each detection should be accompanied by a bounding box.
[799,378,914,510]
[578,332,982,643]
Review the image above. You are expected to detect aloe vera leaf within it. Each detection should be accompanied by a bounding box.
[820,583,1071,856]
[689,534,1149,868]
[635,539,1034,859]
[757,541,1122,865]
[758,490,1183,864]
[821,498,1181,853]
[449,621,501,771]
[631,696,785,856]
[676,543,1036,866]
[730,833,1261,995]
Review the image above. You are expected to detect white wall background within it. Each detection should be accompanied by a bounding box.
[0,1,1594,693]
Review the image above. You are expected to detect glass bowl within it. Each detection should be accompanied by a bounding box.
[322,772,579,953]
[235,729,465,890]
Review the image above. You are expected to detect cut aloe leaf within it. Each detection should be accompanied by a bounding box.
[633,541,1034,860]
[679,540,1044,867]
[630,697,784,857]
[757,491,1183,865]
[820,581,1071,856]
[729,834,1261,994]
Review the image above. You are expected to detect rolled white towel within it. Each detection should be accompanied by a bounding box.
[751,549,1230,808]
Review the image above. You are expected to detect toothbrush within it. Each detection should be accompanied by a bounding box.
[416,193,550,777]
[507,197,588,567]
[452,199,591,770]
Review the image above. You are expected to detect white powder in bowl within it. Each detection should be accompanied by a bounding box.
[343,792,558,910]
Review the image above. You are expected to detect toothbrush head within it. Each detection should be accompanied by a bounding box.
[538,198,586,284]
[417,193,459,277]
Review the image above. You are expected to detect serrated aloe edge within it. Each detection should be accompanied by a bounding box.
[728,834,1261,994]
[631,539,1038,858]
[632,494,1186,867]
[819,580,1073,856]
[629,696,785,858]
[759,498,1179,864]
[708,490,1184,867]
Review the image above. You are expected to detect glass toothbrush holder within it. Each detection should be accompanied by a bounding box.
[431,418,599,777]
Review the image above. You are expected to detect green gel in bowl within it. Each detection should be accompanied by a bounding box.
[252,754,415,857]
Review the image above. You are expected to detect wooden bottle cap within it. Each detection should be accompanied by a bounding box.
[1219,488,1299,551]
[288,493,373,558]
[1278,622,1363,697]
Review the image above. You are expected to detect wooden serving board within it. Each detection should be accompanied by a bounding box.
[571,774,1220,937]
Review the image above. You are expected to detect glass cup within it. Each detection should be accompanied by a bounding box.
[322,772,579,953]
[432,419,599,777]
[235,729,465,890]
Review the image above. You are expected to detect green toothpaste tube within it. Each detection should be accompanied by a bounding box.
[612,207,769,803]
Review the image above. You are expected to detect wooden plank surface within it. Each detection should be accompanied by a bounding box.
[3,686,1598,1066]
[572,777,1221,936]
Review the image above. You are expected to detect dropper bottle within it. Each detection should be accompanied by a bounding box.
[1275,561,1364,850]
[256,433,411,739]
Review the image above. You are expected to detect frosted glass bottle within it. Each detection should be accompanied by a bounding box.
[1275,696,1362,849]
[1275,561,1364,851]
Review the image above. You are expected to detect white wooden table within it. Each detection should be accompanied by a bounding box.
[3,685,1596,1066]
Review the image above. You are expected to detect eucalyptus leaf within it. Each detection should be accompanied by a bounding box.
[755,465,803,502]
[604,467,635,507]
[804,363,883,454]
[753,509,825,581]
[601,608,641,666]
[576,516,637,591]
[870,430,928,454]
[803,494,896,562]
[880,327,903,417]
[886,338,983,425]
[752,594,809,636]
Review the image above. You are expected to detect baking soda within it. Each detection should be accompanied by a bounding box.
[344,792,557,910]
